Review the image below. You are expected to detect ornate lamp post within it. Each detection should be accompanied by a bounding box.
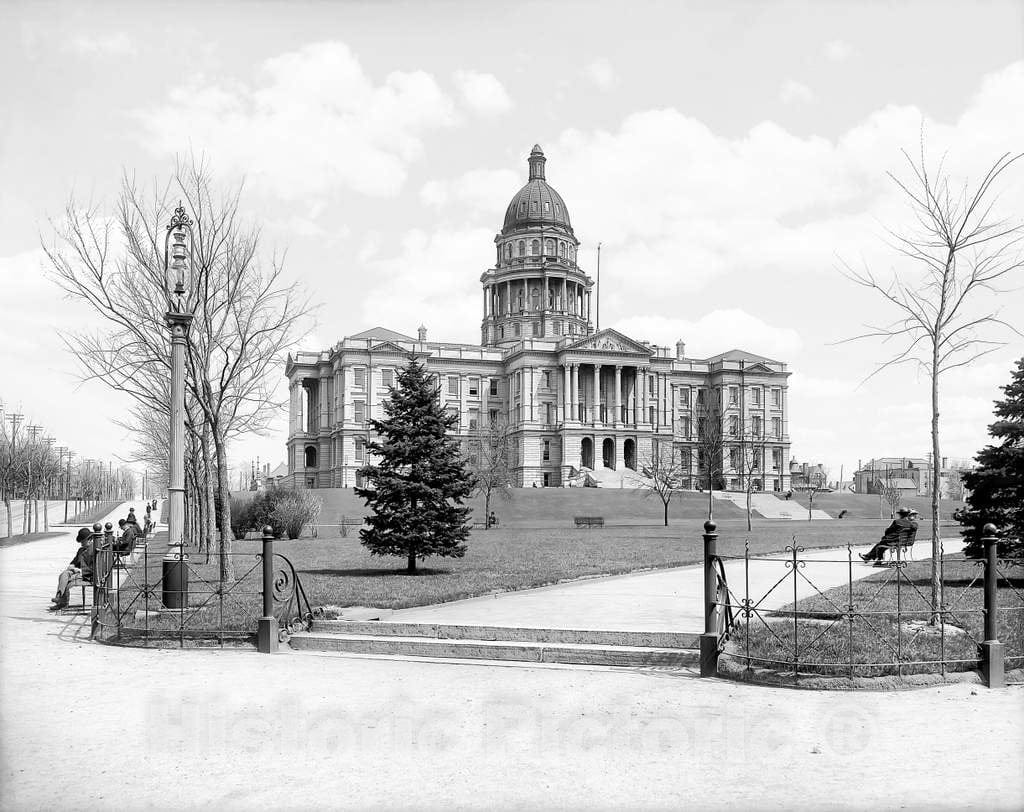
[163,203,195,609]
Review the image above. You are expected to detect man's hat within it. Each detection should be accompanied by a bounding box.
[908,509,919,515]
[76,527,91,542]
[897,507,911,516]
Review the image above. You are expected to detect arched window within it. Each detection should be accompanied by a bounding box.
[531,288,540,310]
[531,239,540,256]
[544,238,554,255]
[555,203,561,217]
[505,243,512,259]
[517,289,524,310]
[518,240,525,257]
[569,245,576,262]
[558,241,565,257]
[530,201,537,213]
[519,201,526,214]
[543,201,550,212]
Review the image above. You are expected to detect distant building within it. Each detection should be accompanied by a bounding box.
[853,456,964,498]
[284,145,793,490]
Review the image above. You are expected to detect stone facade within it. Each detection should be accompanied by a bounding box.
[284,146,792,491]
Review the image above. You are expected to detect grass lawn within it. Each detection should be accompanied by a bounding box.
[725,554,1024,678]
[0,532,65,549]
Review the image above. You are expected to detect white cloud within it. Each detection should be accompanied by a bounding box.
[420,168,520,214]
[612,310,803,359]
[67,32,137,57]
[583,58,617,91]
[780,79,814,105]
[453,70,513,115]
[824,40,854,62]
[135,41,457,200]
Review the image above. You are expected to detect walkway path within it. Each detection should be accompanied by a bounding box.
[0,512,1019,809]
[383,540,965,631]
[0,499,67,536]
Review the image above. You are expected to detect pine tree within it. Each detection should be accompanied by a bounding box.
[960,357,1024,557]
[356,356,474,572]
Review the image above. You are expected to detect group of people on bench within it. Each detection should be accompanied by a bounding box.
[48,504,154,611]
[860,506,919,565]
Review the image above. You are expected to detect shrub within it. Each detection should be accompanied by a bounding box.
[270,491,323,539]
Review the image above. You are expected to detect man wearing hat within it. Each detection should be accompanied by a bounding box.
[860,507,919,564]
[49,527,96,610]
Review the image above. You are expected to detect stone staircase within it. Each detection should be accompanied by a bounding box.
[713,490,832,520]
[288,620,698,667]
[577,466,653,490]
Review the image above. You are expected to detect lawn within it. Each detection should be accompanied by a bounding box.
[724,554,1024,679]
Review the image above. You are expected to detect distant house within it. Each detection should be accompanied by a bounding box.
[263,463,289,490]
[853,457,964,498]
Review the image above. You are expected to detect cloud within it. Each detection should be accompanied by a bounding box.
[779,79,814,105]
[824,40,854,62]
[453,70,513,115]
[420,168,520,215]
[583,58,617,91]
[134,41,457,200]
[612,311,803,359]
[67,32,137,57]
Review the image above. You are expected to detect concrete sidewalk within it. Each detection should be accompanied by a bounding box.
[383,540,966,631]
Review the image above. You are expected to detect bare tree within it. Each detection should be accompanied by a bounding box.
[734,416,771,531]
[640,441,686,526]
[465,418,513,526]
[806,468,828,521]
[694,393,724,520]
[44,155,311,580]
[842,145,1023,621]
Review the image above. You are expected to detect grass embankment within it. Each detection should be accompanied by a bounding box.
[726,554,1024,679]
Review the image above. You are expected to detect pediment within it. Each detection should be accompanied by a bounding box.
[563,329,653,356]
[369,341,411,354]
[744,362,775,374]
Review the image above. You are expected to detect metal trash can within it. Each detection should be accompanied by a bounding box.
[162,549,189,609]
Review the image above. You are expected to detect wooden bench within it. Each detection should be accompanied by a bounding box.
[574,516,605,528]
[884,530,917,561]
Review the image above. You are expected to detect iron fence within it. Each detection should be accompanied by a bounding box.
[700,522,1022,687]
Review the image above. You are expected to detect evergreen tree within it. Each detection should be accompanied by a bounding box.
[960,357,1024,557]
[356,356,474,572]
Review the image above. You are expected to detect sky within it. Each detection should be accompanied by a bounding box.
[1,0,1023,487]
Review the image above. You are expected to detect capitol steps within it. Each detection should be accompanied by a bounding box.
[288,620,699,667]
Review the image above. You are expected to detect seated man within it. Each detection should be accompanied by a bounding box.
[50,528,95,610]
[860,507,918,564]
[114,519,138,554]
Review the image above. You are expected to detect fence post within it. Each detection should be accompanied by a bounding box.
[981,523,1004,688]
[700,520,720,677]
[257,525,279,653]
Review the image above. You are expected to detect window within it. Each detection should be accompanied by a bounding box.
[354,438,364,462]
[505,243,512,259]
[445,407,459,430]
[697,388,706,406]
[514,323,522,337]
[447,376,459,396]
[729,415,738,436]
[468,377,479,397]
[531,239,540,256]
[649,374,655,391]
[489,378,499,396]
[353,367,365,388]
[543,370,551,388]
[679,388,690,407]
[468,409,479,430]
[543,201,550,213]
[555,203,561,216]
[752,415,762,436]
[772,417,781,438]
[772,388,781,407]
[728,386,738,405]
[552,321,561,335]
[514,373,521,396]
[730,447,741,469]
[353,401,365,424]
[545,238,554,254]
[773,448,783,470]
[489,408,499,424]
[752,387,762,406]
[543,440,550,461]
[559,241,566,257]
[519,201,526,214]
[532,321,541,336]
[681,416,691,437]
[545,403,554,424]
[382,368,394,388]
[530,200,537,212]
[648,405,655,424]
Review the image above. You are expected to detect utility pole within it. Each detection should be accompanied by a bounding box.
[26,425,41,534]
[4,413,23,538]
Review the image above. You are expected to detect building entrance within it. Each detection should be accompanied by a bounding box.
[624,438,636,470]
[581,437,594,469]
[602,438,615,469]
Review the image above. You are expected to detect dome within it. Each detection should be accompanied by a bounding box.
[501,145,574,235]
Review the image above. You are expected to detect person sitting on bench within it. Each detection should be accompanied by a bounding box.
[114,519,138,554]
[49,528,95,610]
[860,507,918,564]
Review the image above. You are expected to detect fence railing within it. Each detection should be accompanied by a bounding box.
[701,522,1021,687]
[91,525,319,650]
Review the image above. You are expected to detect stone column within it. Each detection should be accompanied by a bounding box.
[319,374,329,432]
[571,363,579,422]
[614,366,622,426]
[640,368,648,425]
[562,364,570,422]
[562,278,567,312]
[506,280,511,315]
[593,364,602,424]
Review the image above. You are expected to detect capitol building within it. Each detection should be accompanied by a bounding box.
[285,145,792,491]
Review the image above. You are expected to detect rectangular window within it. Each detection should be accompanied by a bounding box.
[446,407,459,430]
[697,388,706,406]
[468,409,479,430]
[752,415,762,436]
[448,376,459,396]
[681,416,691,437]
[514,373,521,397]
[729,386,738,405]
[353,367,365,388]
[354,438,364,462]
[773,448,783,470]
[543,370,551,388]
[648,405,655,425]
[730,448,741,469]
[772,417,781,438]
[489,408,499,424]
[468,377,479,397]
[680,388,690,407]
[382,368,394,388]
[729,415,738,436]
[772,388,781,407]
[532,321,541,336]
[752,387,761,406]
[489,378,499,397]
[543,440,550,461]
[353,401,365,424]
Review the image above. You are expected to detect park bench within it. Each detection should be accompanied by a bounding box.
[574,516,604,528]
[884,528,917,562]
